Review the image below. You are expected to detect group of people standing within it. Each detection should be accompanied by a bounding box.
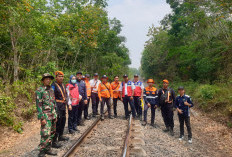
[36,71,194,157]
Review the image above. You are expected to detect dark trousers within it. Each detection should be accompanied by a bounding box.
[161,104,174,129]
[77,100,85,124]
[123,96,136,118]
[55,109,66,138]
[68,105,78,131]
[91,92,99,115]
[84,97,90,118]
[178,114,192,138]
[100,98,112,117]
[144,103,156,124]
[134,96,142,116]
[113,98,119,116]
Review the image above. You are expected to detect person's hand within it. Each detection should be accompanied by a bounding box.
[68,105,72,111]
[177,108,183,114]
[130,96,133,100]
[184,101,190,106]
[41,119,47,126]
[79,95,82,101]
[120,97,123,101]
[84,100,88,104]
[100,98,102,102]
[148,103,151,107]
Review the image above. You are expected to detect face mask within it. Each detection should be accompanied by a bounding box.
[71,79,76,84]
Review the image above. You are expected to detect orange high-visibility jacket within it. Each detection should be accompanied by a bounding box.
[111,81,121,98]
[85,80,91,97]
[98,82,113,99]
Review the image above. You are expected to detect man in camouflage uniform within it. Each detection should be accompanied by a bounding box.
[36,73,58,157]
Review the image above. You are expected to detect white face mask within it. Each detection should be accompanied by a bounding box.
[71,79,76,84]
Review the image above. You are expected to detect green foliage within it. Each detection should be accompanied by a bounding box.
[0,96,15,127]
[197,85,219,100]
[21,105,36,119]
[13,121,23,133]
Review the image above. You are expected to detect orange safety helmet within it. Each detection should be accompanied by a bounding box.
[55,71,64,76]
[147,79,155,84]
[163,79,169,84]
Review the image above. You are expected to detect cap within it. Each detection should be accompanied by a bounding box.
[42,73,54,81]
[134,74,139,77]
[76,71,82,75]
[101,75,108,79]
[85,74,90,78]
[94,73,99,76]
[147,79,154,84]
[178,86,185,90]
[123,74,128,78]
[55,71,64,76]
[163,79,169,84]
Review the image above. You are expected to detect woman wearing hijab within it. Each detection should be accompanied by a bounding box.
[66,75,82,134]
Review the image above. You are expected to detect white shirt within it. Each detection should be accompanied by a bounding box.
[90,79,101,93]
[119,81,135,95]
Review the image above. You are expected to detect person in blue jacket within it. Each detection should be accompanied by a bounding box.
[76,72,88,126]
[142,79,159,127]
[175,86,194,144]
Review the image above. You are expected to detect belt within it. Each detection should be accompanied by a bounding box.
[146,96,158,99]
[56,99,66,103]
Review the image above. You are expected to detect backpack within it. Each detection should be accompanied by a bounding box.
[160,88,170,104]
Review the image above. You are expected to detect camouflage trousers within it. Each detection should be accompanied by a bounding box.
[38,119,56,151]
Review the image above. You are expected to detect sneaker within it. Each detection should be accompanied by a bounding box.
[163,127,170,132]
[179,135,184,141]
[92,114,96,117]
[69,130,75,134]
[170,128,174,136]
[142,121,147,126]
[114,115,117,118]
[101,115,104,121]
[188,138,192,144]
[150,123,156,128]
[85,116,90,120]
[58,136,69,141]
[73,128,80,133]
[109,116,114,119]
[45,149,57,156]
[96,112,100,115]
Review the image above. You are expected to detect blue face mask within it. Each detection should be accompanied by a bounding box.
[71,79,76,84]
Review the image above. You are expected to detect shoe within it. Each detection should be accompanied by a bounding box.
[80,122,85,126]
[96,112,100,115]
[45,149,57,156]
[170,128,174,136]
[179,135,184,141]
[188,138,192,144]
[101,116,104,121]
[69,130,75,134]
[38,151,45,157]
[125,116,129,120]
[92,114,96,118]
[109,116,114,119]
[52,142,62,148]
[73,128,80,133]
[150,123,156,128]
[85,116,90,120]
[142,121,147,126]
[114,115,117,118]
[163,127,170,132]
[58,136,69,141]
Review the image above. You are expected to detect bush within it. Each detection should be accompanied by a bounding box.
[0,96,15,126]
[21,105,37,119]
[197,85,218,100]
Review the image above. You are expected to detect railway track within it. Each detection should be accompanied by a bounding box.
[61,108,134,157]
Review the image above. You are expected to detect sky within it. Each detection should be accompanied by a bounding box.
[107,0,171,69]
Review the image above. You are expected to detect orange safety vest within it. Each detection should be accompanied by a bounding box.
[98,82,113,99]
[85,80,91,97]
[111,81,121,98]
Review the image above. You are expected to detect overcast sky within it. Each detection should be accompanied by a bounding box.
[107,0,171,69]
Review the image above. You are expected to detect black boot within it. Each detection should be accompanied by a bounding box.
[45,149,57,156]
[150,123,156,128]
[58,136,69,141]
[38,151,46,157]
[52,138,62,148]
[142,121,147,126]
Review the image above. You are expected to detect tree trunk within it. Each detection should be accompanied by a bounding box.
[10,26,19,82]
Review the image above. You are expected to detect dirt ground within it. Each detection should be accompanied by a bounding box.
[0,103,232,157]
